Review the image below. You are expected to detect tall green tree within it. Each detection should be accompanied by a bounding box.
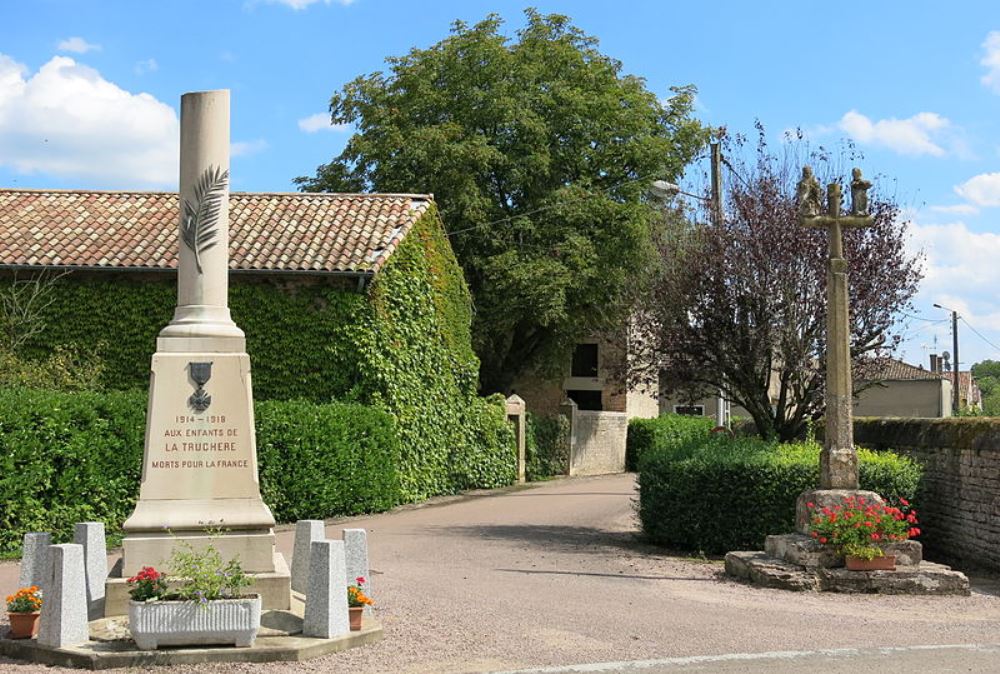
[971,360,1000,415]
[296,9,706,392]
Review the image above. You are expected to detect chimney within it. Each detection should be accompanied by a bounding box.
[930,354,939,373]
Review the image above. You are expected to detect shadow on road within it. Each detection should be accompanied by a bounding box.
[495,567,715,582]
[443,524,660,555]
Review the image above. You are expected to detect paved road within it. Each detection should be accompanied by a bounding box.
[3,474,1000,673]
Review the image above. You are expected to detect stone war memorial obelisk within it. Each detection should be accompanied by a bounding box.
[107,90,291,614]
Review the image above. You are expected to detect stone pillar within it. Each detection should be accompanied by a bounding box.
[37,544,89,649]
[822,252,858,490]
[73,522,108,620]
[506,394,527,483]
[18,532,51,589]
[303,540,350,639]
[291,520,325,594]
[119,90,288,609]
[343,529,371,615]
[560,398,578,476]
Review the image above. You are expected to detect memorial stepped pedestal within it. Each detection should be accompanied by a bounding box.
[725,533,970,595]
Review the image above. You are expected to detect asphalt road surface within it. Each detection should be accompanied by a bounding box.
[3,474,999,673]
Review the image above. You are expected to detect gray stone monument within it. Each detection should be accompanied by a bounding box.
[73,522,108,620]
[37,544,89,649]
[342,528,371,615]
[114,89,290,613]
[18,532,51,589]
[795,168,883,527]
[302,540,350,639]
[291,520,325,594]
[506,394,527,483]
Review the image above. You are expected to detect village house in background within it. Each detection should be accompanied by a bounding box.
[855,355,981,418]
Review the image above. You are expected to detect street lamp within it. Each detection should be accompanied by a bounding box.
[652,144,728,429]
[932,303,961,415]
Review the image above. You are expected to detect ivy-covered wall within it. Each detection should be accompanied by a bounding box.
[4,206,515,503]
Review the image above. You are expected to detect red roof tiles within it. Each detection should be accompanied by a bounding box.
[0,189,432,275]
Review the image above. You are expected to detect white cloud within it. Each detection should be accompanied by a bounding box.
[297,112,348,133]
[838,110,951,157]
[928,204,979,215]
[981,31,1000,93]
[0,53,178,187]
[955,172,1000,207]
[231,139,268,157]
[134,58,158,75]
[57,37,101,54]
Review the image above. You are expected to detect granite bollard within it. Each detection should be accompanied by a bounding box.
[18,532,51,589]
[74,522,108,620]
[292,520,326,594]
[343,528,371,614]
[302,540,349,639]
[37,544,89,649]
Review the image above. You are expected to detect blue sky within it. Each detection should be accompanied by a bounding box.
[2,0,1000,369]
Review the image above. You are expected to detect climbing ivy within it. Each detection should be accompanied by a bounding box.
[2,207,514,511]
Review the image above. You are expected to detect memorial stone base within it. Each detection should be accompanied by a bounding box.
[0,593,382,669]
[724,487,970,595]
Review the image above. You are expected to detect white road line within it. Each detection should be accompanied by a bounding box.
[492,643,1000,673]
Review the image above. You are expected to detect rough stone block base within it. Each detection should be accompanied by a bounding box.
[104,553,291,617]
[764,533,922,568]
[794,489,884,534]
[725,550,969,595]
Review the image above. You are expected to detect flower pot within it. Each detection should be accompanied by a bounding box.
[128,595,261,650]
[349,606,364,631]
[845,554,896,571]
[7,612,40,639]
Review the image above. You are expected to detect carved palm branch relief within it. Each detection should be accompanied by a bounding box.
[181,165,229,273]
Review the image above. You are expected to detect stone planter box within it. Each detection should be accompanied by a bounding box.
[128,595,261,650]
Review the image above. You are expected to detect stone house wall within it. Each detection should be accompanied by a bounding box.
[854,418,1000,570]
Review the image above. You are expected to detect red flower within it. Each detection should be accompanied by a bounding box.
[819,537,828,544]
[899,498,909,506]
[806,502,815,508]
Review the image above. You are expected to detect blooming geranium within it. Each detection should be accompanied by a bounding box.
[347,576,374,608]
[127,566,168,602]
[807,495,920,561]
[6,586,42,613]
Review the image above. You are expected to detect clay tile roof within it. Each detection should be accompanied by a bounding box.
[875,358,943,381]
[0,189,433,275]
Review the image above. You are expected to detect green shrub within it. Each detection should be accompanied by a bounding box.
[637,434,922,555]
[526,413,570,481]
[626,414,714,471]
[255,399,402,522]
[0,386,512,557]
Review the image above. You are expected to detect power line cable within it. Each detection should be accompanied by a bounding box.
[960,316,1000,355]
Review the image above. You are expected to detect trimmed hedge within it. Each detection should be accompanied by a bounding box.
[0,387,507,557]
[637,426,922,555]
[626,414,714,471]
[525,413,570,481]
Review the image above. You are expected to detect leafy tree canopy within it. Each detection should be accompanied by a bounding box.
[296,9,707,391]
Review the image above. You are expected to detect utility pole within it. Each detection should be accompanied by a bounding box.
[934,303,961,414]
[710,142,728,429]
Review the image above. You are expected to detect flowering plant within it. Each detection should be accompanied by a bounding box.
[808,495,920,561]
[347,576,373,608]
[6,586,42,613]
[127,566,168,602]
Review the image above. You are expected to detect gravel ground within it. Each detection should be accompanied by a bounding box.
[3,474,1000,673]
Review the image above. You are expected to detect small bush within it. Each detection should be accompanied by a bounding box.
[626,414,714,471]
[448,394,517,491]
[526,413,570,481]
[637,434,922,555]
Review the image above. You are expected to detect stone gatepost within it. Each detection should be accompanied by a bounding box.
[18,532,51,589]
[37,544,89,648]
[112,90,290,615]
[506,394,527,483]
[559,398,578,476]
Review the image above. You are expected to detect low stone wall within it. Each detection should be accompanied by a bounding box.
[855,417,1000,570]
[569,411,627,476]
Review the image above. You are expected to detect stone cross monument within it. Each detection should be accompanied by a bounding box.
[113,90,290,613]
[797,166,873,489]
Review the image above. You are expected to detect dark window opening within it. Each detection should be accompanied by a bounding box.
[571,343,599,377]
[674,405,705,416]
[567,389,603,411]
